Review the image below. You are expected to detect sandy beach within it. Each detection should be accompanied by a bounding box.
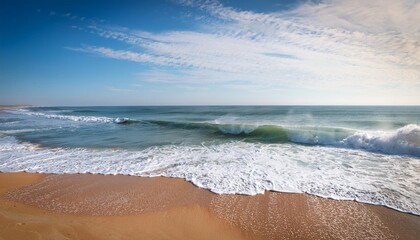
[2,0,420,238]
[0,172,419,240]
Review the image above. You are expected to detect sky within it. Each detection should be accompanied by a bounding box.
[1,0,419,106]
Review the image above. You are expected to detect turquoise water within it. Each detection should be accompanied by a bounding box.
[0,106,419,214]
[1,106,419,152]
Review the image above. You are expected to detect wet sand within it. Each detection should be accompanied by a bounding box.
[1,172,419,239]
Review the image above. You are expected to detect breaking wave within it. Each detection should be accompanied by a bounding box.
[147,120,420,157]
[6,109,420,157]
[6,109,138,124]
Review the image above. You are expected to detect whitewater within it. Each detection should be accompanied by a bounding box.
[0,106,419,215]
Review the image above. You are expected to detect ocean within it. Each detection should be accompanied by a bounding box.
[0,106,419,215]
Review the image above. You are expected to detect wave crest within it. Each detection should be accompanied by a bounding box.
[6,109,135,124]
[341,124,420,156]
[6,109,420,156]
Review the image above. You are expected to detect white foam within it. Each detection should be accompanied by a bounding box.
[0,136,418,215]
[341,124,420,156]
[6,109,116,123]
[0,129,39,134]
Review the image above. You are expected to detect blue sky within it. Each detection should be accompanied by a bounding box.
[1,0,419,106]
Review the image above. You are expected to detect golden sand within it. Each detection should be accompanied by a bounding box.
[1,172,419,239]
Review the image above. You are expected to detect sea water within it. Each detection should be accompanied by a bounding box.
[0,106,419,215]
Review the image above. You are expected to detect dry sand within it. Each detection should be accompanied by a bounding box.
[0,172,419,240]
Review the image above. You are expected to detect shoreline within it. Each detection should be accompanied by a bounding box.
[0,105,31,110]
[1,172,419,239]
[9,172,420,217]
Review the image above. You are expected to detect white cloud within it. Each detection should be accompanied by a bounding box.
[71,0,420,103]
[289,0,420,34]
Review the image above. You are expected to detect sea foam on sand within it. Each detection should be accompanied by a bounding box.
[0,135,419,215]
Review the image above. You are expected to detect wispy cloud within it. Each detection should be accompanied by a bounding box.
[107,86,136,93]
[69,0,420,99]
[289,0,420,34]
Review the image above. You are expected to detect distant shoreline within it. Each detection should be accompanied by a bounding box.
[0,105,31,110]
[2,105,419,108]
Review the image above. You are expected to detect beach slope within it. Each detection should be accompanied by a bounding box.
[0,172,419,240]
